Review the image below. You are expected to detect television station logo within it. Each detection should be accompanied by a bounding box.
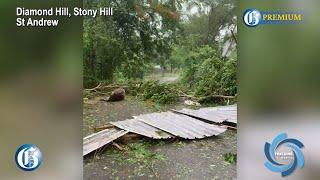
[264,133,304,177]
[243,9,303,27]
[15,144,42,171]
[243,9,261,27]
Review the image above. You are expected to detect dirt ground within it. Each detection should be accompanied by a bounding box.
[83,96,236,180]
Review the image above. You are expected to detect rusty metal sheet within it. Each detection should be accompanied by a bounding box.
[83,128,128,156]
[110,119,174,139]
[175,105,237,124]
[135,112,226,139]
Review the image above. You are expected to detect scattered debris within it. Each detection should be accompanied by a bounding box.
[198,95,235,104]
[83,97,101,105]
[112,142,124,151]
[84,82,102,91]
[98,97,109,102]
[83,105,236,156]
[184,100,201,106]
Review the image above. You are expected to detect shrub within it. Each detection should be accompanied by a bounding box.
[84,74,99,89]
[140,81,179,104]
[181,46,237,96]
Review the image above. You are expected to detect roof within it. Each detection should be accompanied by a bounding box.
[111,119,174,139]
[135,112,227,139]
[174,105,237,124]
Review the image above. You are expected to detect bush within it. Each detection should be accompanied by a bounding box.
[221,58,237,95]
[181,46,237,96]
[141,81,179,104]
[84,74,99,89]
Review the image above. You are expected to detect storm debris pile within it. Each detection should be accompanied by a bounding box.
[83,105,237,156]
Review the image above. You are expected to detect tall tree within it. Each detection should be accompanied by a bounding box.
[186,0,236,45]
[83,0,183,87]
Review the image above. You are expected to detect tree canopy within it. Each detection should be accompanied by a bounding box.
[83,0,237,98]
[84,0,183,87]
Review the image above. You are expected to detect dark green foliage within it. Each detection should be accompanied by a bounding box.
[186,0,236,45]
[83,0,237,105]
[181,46,237,96]
[168,45,189,71]
[224,152,237,164]
[141,81,179,104]
[105,141,166,171]
[83,0,182,87]
[221,57,237,95]
[84,74,100,89]
[124,80,145,96]
[127,142,166,165]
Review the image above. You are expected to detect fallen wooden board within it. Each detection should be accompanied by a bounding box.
[83,128,128,156]
[135,112,226,139]
[93,123,115,132]
[111,119,174,139]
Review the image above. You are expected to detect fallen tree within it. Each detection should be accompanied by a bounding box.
[84,80,237,105]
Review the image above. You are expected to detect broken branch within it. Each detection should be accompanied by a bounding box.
[93,124,115,132]
[85,82,102,91]
[112,142,124,151]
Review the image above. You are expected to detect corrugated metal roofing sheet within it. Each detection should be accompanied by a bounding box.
[175,105,237,124]
[207,104,237,111]
[83,105,235,155]
[135,112,226,139]
[83,128,128,156]
[111,119,173,139]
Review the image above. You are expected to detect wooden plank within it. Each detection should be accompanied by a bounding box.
[93,123,115,132]
[83,128,128,156]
